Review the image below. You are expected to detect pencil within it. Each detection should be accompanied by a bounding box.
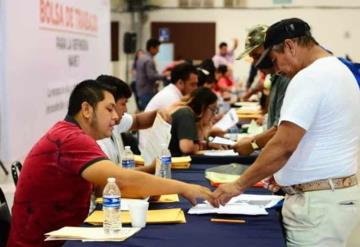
[210,218,246,224]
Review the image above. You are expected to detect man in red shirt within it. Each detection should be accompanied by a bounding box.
[7,80,216,247]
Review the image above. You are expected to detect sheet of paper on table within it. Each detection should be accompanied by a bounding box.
[45,227,140,242]
[188,194,284,215]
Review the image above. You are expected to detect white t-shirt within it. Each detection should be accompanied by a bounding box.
[139,84,183,148]
[274,56,360,186]
[145,83,183,111]
[97,113,133,164]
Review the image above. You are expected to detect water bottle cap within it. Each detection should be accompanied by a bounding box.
[107,177,116,183]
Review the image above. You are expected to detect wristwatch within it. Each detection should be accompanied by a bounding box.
[250,138,260,151]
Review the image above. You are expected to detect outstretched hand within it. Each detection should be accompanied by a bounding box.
[212,182,243,206]
[181,184,219,208]
[262,176,280,193]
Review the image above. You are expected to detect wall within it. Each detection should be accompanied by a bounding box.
[140,7,360,81]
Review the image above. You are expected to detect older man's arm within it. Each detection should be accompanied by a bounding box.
[214,121,305,205]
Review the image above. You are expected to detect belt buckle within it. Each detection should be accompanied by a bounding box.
[282,186,299,195]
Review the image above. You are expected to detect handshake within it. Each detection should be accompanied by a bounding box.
[180,176,280,208]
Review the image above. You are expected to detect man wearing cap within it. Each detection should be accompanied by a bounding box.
[214,18,360,246]
[233,25,290,155]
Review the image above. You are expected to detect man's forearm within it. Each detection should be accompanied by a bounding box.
[131,110,157,130]
[235,122,304,191]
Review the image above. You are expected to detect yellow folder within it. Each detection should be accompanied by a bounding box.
[95,194,179,205]
[85,208,186,225]
[134,155,191,169]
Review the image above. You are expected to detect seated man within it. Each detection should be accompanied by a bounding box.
[139,62,198,148]
[97,75,168,173]
[7,80,216,247]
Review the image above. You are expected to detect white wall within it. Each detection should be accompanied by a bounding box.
[139,7,360,81]
[0,0,111,164]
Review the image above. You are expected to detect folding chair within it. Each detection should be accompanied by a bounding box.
[0,160,8,176]
[0,187,11,247]
[11,161,22,186]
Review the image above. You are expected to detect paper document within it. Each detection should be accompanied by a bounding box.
[45,227,140,242]
[227,194,284,209]
[188,203,268,215]
[247,120,264,135]
[85,208,186,225]
[139,114,172,165]
[188,194,284,215]
[203,150,238,156]
[214,108,239,131]
[234,102,260,107]
[152,194,179,203]
[210,136,236,146]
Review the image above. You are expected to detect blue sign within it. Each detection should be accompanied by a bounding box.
[159,28,170,42]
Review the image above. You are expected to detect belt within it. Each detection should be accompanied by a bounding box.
[281,175,358,195]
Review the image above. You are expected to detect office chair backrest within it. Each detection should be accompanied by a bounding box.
[11,161,22,186]
[0,187,11,247]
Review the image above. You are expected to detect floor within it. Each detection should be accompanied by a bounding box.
[1,160,360,246]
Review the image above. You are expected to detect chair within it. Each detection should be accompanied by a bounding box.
[0,187,11,247]
[11,161,22,186]
[0,160,9,176]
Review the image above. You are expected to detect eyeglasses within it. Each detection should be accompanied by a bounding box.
[208,106,219,115]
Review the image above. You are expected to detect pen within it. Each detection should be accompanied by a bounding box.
[210,218,246,224]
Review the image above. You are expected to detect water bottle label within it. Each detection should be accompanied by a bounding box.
[161,156,171,166]
[122,159,135,169]
[103,196,120,208]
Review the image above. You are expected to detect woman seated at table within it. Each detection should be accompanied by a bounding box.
[168,87,219,156]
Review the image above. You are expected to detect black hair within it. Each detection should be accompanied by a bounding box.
[197,59,216,86]
[67,79,116,117]
[186,87,217,119]
[217,65,228,75]
[97,75,132,101]
[219,42,227,49]
[170,63,197,84]
[146,38,161,51]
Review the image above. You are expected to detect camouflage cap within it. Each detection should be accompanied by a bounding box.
[237,25,268,60]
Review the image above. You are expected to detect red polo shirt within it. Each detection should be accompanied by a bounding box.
[7,117,108,247]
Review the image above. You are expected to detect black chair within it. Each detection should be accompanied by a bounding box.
[0,160,8,176]
[11,161,22,186]
[0,187,11,247]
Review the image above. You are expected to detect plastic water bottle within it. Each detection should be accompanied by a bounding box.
[156,143,172,178]
[121,146,135,169]
[103,177,122,234]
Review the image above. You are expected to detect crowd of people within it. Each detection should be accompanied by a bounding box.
[6,17,360,247]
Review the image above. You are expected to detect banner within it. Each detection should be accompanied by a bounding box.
[0,0,111,163]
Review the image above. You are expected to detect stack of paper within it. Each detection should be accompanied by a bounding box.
[45,227,140,242]
[188,194,284,216]
[202,150,238,156]
[234,102,260,108]
[134,155,191,169]
[210,136,236,146]
[85,208,186,225]
[152,194,179,203]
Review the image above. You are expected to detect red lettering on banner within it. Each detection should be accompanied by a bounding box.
[39,0,98,34]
